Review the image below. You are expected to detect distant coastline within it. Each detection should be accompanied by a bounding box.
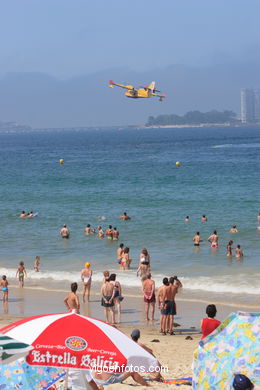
[0,122,260,133]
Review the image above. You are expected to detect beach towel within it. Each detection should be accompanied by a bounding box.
[163,377,192,385]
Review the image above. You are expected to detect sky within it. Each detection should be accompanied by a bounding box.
[0,0,260,78]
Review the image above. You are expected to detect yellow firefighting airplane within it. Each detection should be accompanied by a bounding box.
[109,80,166,101]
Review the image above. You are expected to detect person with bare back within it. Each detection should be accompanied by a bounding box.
[142,273,155,321]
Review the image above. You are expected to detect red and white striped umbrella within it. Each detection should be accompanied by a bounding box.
[1,312,158,372]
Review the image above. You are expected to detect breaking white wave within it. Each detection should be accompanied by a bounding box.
[1,267,260,296]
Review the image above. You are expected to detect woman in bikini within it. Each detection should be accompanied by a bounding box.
[81,262,93,302]
[226,240,233,257]
[120,247,131,270]
[136,248,150,277]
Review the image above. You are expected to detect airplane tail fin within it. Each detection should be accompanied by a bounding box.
[148,81,155,91]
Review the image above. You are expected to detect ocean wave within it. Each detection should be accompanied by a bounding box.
[212,143,260,149]
[1,267,260,296]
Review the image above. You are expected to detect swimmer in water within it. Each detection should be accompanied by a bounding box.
[208,230,218,248]
[106,225,113,240]
[193,232,201,246]
[120,212,131,220]
[34,256,40,272]
[117,243,124,264]
[226,240,233,256]
[120,247,131,270]
[201,215,207,222]
[84,224,91,234]
[60,224,70,238]
[19,211,26,218]
[112,227,119,241]
[258,213,260,223]
[97,226,104,239]
[81,262,92,302]
[230,225,238,233]
[184,216,190,222]
[0,275,9,302]
[235,245,243,258]
[16,261,27,287]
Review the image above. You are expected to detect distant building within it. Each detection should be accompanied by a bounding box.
[240,88,260,123]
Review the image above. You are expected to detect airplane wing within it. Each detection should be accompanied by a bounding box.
[151,92,166,101]
[109,80,135,90]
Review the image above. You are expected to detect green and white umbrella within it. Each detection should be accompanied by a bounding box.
[0,332,33,364]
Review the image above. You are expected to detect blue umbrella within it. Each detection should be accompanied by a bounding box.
[0,358,66,389]
[192,311,260,389]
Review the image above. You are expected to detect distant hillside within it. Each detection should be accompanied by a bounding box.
[146,110,237,126]
[0,62,259,128]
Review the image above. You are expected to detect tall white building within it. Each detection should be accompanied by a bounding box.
[240,88,260,123]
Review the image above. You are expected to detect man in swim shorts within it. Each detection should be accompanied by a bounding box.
[60,224,70,238]
[142,273,155,321]
[101,277,115,324]
[106,225,113,240]
[208,230,218,248]
[193,232,201,246]
[160,278,173,335]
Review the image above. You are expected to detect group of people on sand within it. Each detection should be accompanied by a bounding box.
[101,270,123,324]
[141,273,183,334]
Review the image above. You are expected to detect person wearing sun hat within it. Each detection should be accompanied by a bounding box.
[81,261,92,303]
[233,374,254,390]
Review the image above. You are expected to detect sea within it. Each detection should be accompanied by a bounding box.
[0,126,259,308]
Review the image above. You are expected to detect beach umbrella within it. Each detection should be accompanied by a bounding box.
[0,311,159,372]
[192,311,260,390]
[0,332,33,365]
[0,358,66,389]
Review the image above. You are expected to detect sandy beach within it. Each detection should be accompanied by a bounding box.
[1,283,258,389]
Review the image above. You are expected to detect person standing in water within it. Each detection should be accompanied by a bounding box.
[34,256,40,272]
[64,282,80,313]
[60,224,70,238]
[201,215,207,222]
[227,240,234,257]
[16,261,27,287]
[230,225,238,233]
[112,227,119,241]
[106,225,113,240]
[0,275,8,302]
[184,216,190,222]
[193,232,201,246]
[235,245,243,258]
[208,230,219,248]
[117,243,124,264]
[120,247,131,270]
[97,226,104,239]
[81,262,92,302]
